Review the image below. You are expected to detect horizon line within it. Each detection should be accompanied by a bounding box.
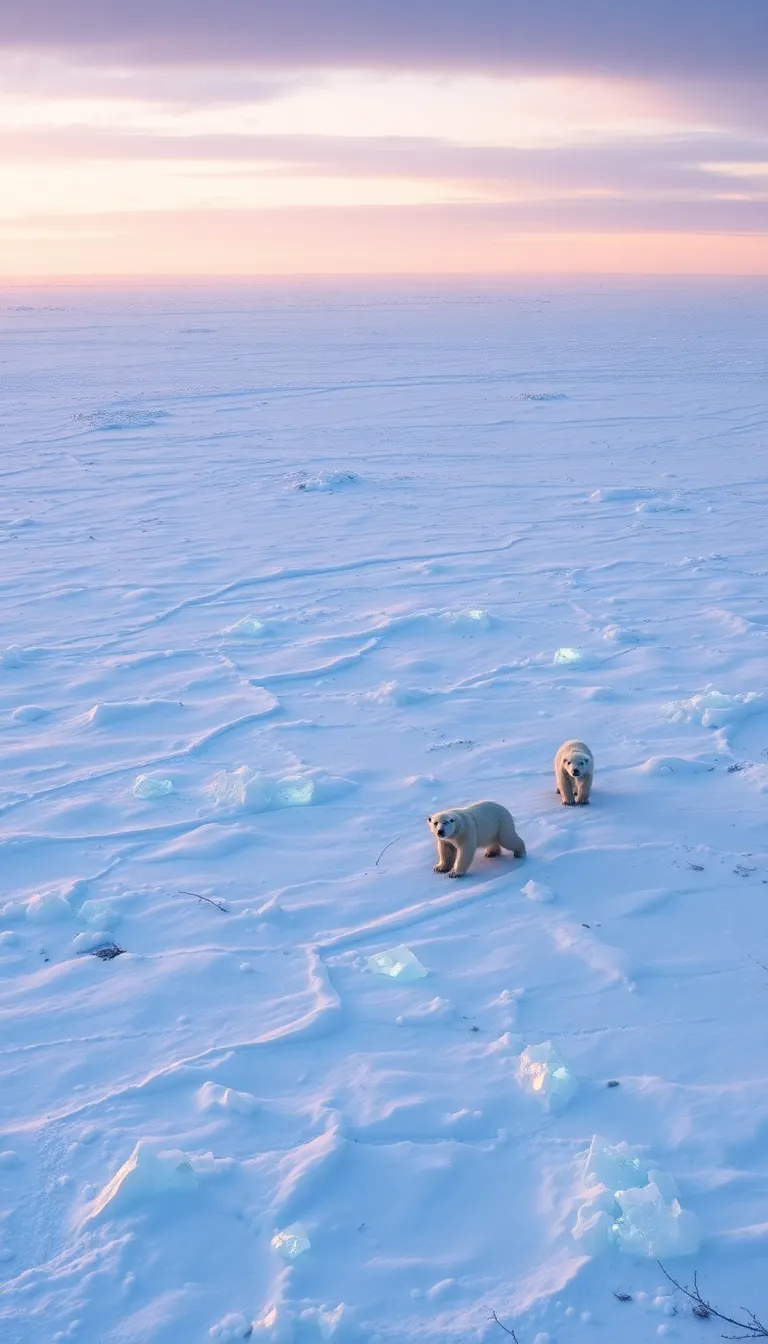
[2,270,768,287]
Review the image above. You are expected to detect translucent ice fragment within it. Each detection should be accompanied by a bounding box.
[553,647,584,665]
[271,1222,310,1260]
[211,766,249,807]
[612,1182,701,1259]
[584,1134,648,1191]
[367,945,428,981]
[211,767,273,812]
[133,774,173,799]
[273,775,315,806]
[648,1168,680,1202]
[572,1185,617,1256]
[85,1140,198,1221]
[226,616,265,637]
[241,773,274,811]
[443,607,492,628]
[517,1041,577,1111]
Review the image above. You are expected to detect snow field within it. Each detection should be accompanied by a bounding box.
[0,281,767,1342]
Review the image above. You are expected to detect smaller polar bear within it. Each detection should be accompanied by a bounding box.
[555,739,594,806]
[427,801,525,878]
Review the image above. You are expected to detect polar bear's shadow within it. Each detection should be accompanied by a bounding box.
[437,852,526,884]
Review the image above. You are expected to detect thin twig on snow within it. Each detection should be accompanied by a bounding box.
[658,1262,768,1338]
[489,1309,520,1341]
[176,889,228,913]
[374,836,402,867]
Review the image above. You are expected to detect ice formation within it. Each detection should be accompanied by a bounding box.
[553,647,584,665]
[210,768,327,812]
[273,775,315,806]
[367,945,428,981]
[211,766,270,810]
[85,1141,198,1220]
[662,686,765,729]
[584,1134,648,1191]
[441,607,492,628]
[252,1302,350,1340]
[133,773,174,799]
[572,1136,701,1259]
[612,1181,701,1258]
[224,615,266,637]
[271,1222,311,1260]
[516,1042,577,1111]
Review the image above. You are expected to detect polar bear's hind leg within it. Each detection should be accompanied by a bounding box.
[499,813,526,858]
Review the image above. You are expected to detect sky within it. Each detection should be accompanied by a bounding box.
[0,1,766,278]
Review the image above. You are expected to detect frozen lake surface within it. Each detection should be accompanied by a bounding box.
[0,280,767,1342]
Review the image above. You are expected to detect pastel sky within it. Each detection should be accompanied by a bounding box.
[0,1,766,277]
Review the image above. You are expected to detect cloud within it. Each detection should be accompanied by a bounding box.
[0,125,761,181]
[0,0,764,79]
[0,123,762,183]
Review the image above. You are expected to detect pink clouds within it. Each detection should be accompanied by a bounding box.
[0,2,764,277]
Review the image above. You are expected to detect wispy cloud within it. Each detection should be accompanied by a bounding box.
[0,1,764,276]
[1,0,764,77]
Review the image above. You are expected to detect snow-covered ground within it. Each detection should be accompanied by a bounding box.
[0,279,767,1344]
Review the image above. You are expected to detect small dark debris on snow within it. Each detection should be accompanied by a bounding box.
[691,1303,710,1319]
[687,863,704,871]
[81,942,125,961]
[607,1079,621,1088]
[470,1025,480,1033]
[734,864,756,878]
[727,762,745,773]
[613,1292,633,1302]
[582,922,591,928]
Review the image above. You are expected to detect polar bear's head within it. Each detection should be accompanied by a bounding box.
[563,749,591,780]
[428,810,461,840]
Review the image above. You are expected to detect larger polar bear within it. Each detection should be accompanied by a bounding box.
[427,801,526,878]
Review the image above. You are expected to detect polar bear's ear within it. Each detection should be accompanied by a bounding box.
[427,815,432,822]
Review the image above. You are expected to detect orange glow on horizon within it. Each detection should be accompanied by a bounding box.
[0,63,763,278]
[0,218,765,280]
